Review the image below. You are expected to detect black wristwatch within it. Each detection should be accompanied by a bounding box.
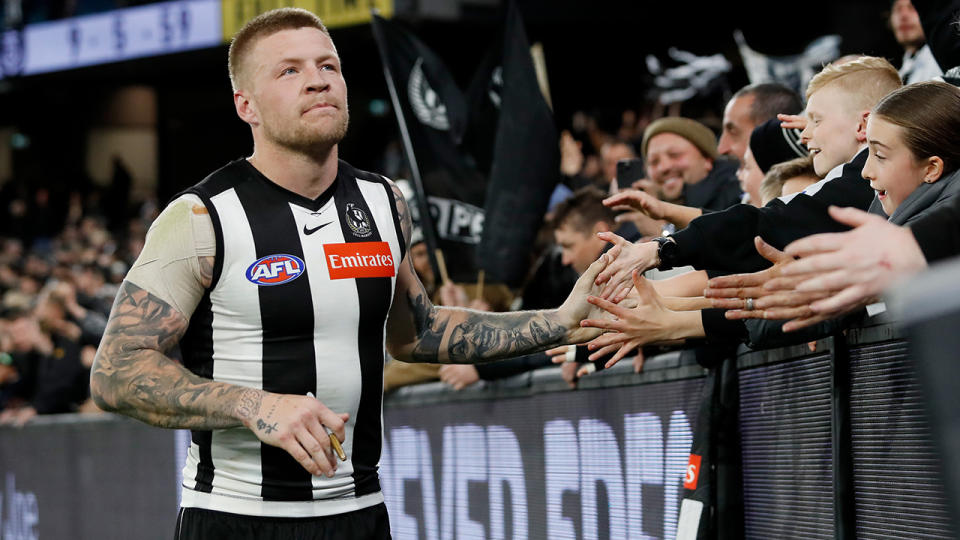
[653,236,678,271]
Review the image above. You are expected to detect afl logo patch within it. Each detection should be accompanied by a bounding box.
[246,254,305,286]
[345,203,372,237]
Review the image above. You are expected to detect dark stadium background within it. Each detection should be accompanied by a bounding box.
[0,0,901,203]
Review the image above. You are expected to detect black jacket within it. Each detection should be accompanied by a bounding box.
[684,159,742,212]
[671,149,873,274]
[913,0,960,71]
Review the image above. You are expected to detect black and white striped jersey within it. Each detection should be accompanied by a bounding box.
[177,158,405,517]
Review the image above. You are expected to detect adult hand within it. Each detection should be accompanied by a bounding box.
[775,206,928,329]
[705,237,797,305]
[547,344,576,364]
[632,351,645,373]
[0,405,36,427]
[242,392,350,478]
[560,130,585,177]
[594,233,659,302]
[778,113,807,132]
[468,298,491,312]
[581,271,677,368]
[558,253,614,343]
[632,179,663,199]
[439,282,469,307]
[704,237,832,325]
[438,364,480,390]
[605,189,668,220]
[560,361,580,389]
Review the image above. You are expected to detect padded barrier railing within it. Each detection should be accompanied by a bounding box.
[0,321,952,539]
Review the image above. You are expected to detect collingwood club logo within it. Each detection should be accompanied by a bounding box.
[345,203,372,238]
[408,57,450,131]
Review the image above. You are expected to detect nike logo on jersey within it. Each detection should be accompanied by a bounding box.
[303,222,333,235]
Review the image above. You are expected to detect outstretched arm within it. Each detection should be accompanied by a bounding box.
[605,189,703,229]
[384,180,607,364]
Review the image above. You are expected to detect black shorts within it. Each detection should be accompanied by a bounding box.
[174,503,391,540]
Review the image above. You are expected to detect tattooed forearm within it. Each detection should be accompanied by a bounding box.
[91,281,262,430]
[405,288,567,363]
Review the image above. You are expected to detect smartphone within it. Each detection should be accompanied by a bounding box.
[616,158,645,186]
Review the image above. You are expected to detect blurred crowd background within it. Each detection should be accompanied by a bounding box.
[0,0,935,423]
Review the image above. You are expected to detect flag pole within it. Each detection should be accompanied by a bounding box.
[370,10,443,282]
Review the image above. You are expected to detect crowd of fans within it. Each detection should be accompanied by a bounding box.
[0,177,155,425]
[3,0,960,419]
[385,0,960,391]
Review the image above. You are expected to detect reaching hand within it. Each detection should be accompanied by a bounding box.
[581,271,677,368]
[243,392,349,478]
[560,361,580,389]
[558,253,615,343]
[560,130,585,177]
[704,237,833,328]
[438,364,480,390]
[605,189,668,220]
[774,206,928,330]
[594,233,659,302]
[778,113,807,132]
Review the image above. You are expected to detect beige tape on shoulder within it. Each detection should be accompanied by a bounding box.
[125,195,213,319]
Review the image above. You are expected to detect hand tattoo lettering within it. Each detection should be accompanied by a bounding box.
[256,419,279,434]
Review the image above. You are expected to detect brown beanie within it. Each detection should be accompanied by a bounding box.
[641,117,718,160]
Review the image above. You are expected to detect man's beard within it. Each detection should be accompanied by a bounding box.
[265,106,350,154]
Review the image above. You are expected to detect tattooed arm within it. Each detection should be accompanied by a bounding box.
[91,197,345,477]
[90,276,259,428]
[385,180,610,364]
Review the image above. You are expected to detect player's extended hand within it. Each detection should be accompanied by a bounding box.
[439,364,480,391]
[594,233,659,302]
[557,253,613,344]
[243,392,349,478]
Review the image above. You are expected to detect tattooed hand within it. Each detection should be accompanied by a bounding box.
[242,392,349,478]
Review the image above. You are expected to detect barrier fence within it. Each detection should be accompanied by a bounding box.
[0,321,953,539]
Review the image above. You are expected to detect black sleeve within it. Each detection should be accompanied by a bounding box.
[909,193,960,263]
[913,0,960,70]
[475,352,553,380]
[701,309,748,344]
[744,317,845,350]
[670,151,874,274]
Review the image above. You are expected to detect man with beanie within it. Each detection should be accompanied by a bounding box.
[643,117,742,212]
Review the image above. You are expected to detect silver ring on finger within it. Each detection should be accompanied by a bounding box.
[745,298,755,311]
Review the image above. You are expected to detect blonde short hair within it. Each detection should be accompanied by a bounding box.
[759,155,819,203]
[227,8,330,92]
[805,56,902,112]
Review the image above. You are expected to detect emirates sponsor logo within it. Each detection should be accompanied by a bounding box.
[324,242,395,280]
